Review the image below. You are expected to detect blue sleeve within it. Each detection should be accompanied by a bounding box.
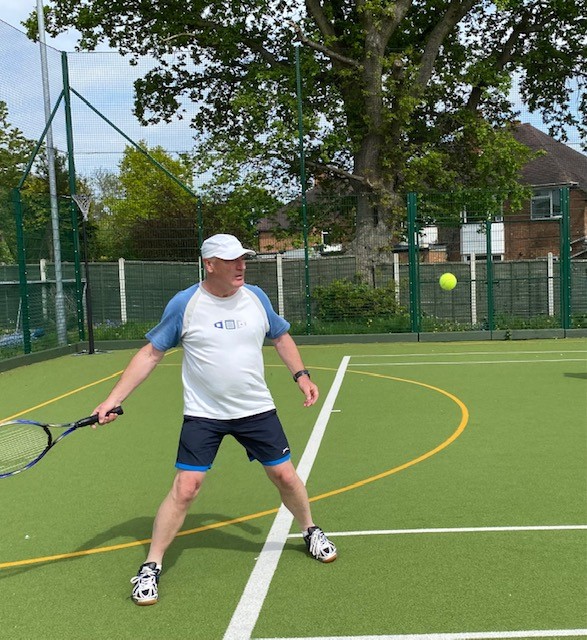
[245,285,290,339]
[145,284,199,351]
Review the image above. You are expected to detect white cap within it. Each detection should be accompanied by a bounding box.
[200,234,256,260]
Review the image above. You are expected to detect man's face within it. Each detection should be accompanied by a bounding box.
[204,255,247,296]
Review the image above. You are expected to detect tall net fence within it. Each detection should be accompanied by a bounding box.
[1,21,586,361]
[2,187,585,360]
[0,188,82,356]
[409,188,584,334]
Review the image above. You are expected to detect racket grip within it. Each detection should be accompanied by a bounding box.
[77,405,124,427]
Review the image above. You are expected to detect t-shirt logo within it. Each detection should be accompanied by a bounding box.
[214,320,247,330]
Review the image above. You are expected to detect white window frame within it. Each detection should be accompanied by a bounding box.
[531,188,561,220]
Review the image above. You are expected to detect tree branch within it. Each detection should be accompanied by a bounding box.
[416,0,478,88]
[465,11,534,112]
[306,159,375,188]
[161,28,283,68]
[305,0,337,41]
[289,21,362,70]
[360,0,413,45]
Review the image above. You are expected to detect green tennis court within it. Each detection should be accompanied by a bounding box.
[1,339,586,639]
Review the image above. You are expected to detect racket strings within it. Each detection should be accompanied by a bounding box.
[0,423,50,474]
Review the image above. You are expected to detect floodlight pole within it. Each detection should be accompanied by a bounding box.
[37,0,67,346]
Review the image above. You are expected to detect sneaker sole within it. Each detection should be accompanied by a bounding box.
[312,553,337,564]
[132,597,158,606]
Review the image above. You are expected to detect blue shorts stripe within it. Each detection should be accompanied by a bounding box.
[175,462,211,472]
[261,453,291,467]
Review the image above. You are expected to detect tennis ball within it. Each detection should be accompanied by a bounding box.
[439,272,457,291]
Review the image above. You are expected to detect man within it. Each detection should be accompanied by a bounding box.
[94,233,337,606]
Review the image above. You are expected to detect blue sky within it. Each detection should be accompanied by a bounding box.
[1,3,202,182]
[2,0,91,51]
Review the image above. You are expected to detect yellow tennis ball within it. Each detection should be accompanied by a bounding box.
[439,272,457,291]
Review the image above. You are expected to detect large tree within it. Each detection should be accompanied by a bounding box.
[30,1,586,268]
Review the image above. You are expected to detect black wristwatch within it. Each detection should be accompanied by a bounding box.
[293,369,310,383]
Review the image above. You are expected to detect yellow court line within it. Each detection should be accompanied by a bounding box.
[0,366,469,570]
[1,371,125,422]
[0,349,180,423]
[309,368,469,501]
[0,509,283,570]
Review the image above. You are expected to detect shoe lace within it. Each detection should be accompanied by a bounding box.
[131,566,158,597]
[308,528,333,557]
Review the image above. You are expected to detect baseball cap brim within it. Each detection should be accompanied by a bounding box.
[201,234,256,260]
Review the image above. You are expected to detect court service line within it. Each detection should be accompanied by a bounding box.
[256,630,587,639]
[286,525,587,538]
[350,350,587,358]
[350,358,585,367]
[223,356,351,640]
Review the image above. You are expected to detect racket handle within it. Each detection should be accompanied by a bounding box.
[77,405,124,428]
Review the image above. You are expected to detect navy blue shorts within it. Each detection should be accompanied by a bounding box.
[176,409,291,472]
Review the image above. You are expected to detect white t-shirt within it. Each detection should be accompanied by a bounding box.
[146,283,290,419]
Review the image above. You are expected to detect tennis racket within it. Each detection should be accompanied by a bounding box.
[0,406,123,478]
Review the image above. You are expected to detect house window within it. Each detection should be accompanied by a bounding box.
[531,189,561,220]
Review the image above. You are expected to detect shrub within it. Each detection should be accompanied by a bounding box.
[312,279,403,322]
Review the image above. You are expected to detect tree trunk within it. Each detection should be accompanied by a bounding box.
[351,192,396,283]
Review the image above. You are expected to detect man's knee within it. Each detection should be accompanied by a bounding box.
[265,461,300,491]
[172,470,205,504]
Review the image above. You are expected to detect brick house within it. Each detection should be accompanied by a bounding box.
[434,123,587,263]
[256,185,347,255]
[506,123,587,260]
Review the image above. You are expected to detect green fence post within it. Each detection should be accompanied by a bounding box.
[197,196,204,282]
[295,43,312,334]
[12,188,32,354]
[62,51,85,341]
[485,217,494,333]
[407,192,420,333]
[559,186,571,330]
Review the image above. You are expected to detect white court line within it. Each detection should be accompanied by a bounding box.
[285,525,587,538]
[348,358,586,367]
[350,350,587,358]
[267,528,587,640]
[223,356,350,640]
[257,630,587,640]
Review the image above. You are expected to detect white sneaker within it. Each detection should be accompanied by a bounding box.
[303,526,337,563]
[130,562,160,605]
